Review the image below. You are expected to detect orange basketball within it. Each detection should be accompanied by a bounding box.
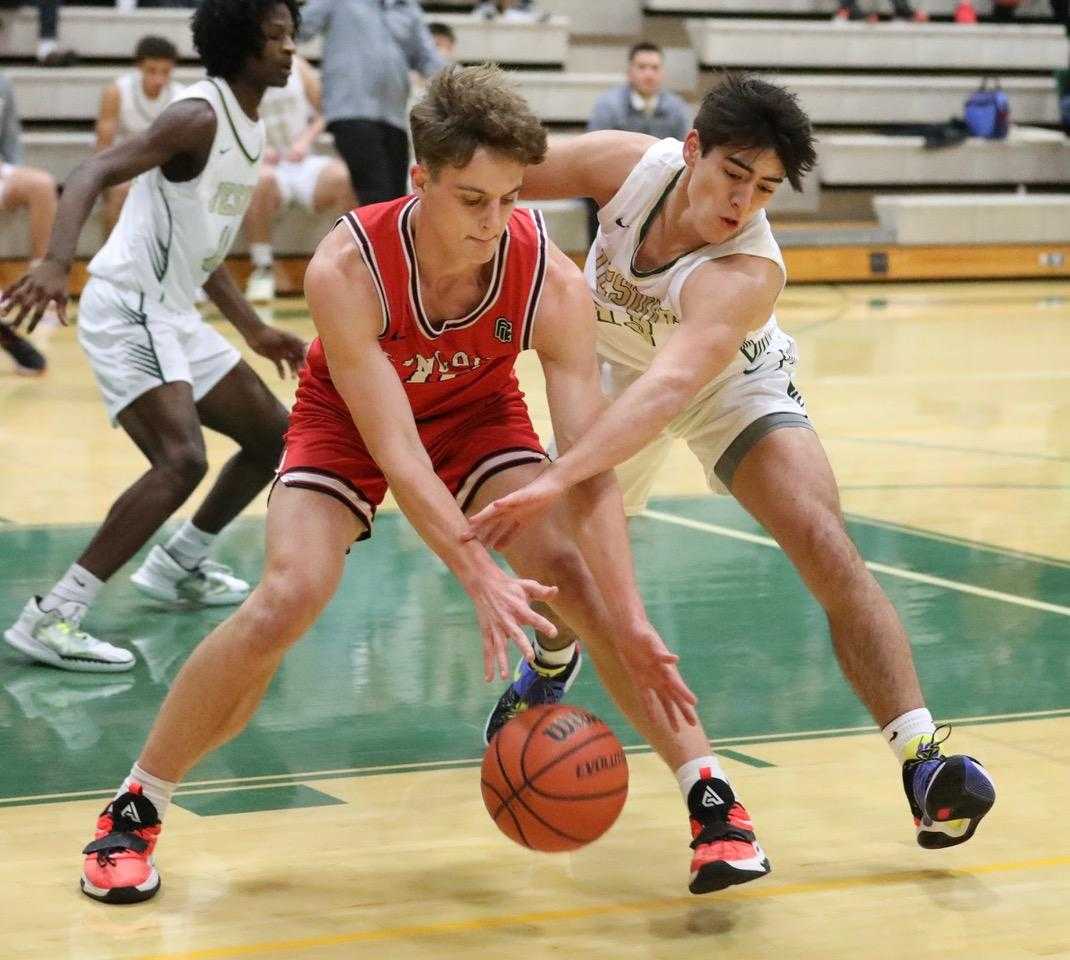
[481,704,629,852]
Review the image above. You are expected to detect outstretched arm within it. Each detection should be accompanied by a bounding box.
[305,227,559,680]
[520,129,652,204]
[1,98,216,330]
[524,246,698,729]
[471,255,781,539]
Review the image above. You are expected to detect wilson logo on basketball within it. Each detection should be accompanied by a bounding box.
[576,750,627,779]
[542,710,600,742]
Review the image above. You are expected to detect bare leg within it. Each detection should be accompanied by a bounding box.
[1,166,58,260]
[729,427,924,726]
[243,167,281,247]
[312,159,357,214]
[76,382,209,582]
[138,486,359,782]
[468,465,710,771]
[190,360,290,534]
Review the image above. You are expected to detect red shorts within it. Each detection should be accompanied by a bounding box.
[276,390,546,540]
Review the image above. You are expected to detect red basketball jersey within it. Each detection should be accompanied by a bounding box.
[298,195,549,423]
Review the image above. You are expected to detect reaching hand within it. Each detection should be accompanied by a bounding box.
[466,567,559,681]
[618,624,699,732]
[287,142,311,164]
[469,467,567,550]
[0,259,69,332]
[246,324,307,378]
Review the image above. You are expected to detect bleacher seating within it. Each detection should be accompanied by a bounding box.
[687,19,1068,70]
[1,0,1068,275]
[873,193,1070,243]
[0,8,570,66]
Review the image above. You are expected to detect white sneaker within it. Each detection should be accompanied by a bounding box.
[130,545,250,606]
[245,267,275,304]
[3,598,135,673]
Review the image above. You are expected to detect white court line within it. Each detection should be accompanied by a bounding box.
[642,509,1070,618]
[3,707,1069,807]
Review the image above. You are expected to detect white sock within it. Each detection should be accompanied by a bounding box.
[883,707,936,763]
[164,520,216,570]
[250,243,274,270]
[40,563,103,623]
[36,39,57,59]
[533,634,575,668]
[118,763,176,821]
[675,754,729,803]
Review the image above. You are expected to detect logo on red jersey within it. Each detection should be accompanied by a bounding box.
[401,350,485,384]
[494,317,513,343]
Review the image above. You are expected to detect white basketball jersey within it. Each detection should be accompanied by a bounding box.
[115,71,181,141]
[89,78,264,313]
[259,66,312,153]
[585,138,786,389]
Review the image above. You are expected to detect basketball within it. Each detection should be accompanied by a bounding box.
[481,704,629,852]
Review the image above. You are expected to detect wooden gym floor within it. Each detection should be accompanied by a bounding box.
[0,279,1067,959]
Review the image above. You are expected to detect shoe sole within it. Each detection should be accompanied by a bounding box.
[917,756,995,849]
[689,857,771,894]
[130,573,247,606]
[80,871,160,904]
[482,650,583,746]
[3,628,135,673]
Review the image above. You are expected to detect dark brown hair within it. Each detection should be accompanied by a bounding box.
[694,73,817,191]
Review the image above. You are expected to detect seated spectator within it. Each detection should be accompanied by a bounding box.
[833,0,928,20]
[0,69,52,373]
[427,21,456,60]
[473,0,545,22]
[95,36,181,235]
[0,0,77,66]
[243,55,356,303]
[585,42,692,243]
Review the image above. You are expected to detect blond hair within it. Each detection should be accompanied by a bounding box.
[410,64,547,175]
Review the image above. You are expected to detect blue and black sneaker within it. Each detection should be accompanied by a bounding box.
[902,726,995,849]
[482,647,582,745]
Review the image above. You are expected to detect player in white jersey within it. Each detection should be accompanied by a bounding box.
[96,35,182,234]
[0,0,307,674]
[477,75,995,889]
[243,55,354,303]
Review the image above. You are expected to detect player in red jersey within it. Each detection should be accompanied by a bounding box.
[77,64,699,905]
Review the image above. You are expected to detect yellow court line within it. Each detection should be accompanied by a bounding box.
[137,854,1070,960]
[643,509,1070,618]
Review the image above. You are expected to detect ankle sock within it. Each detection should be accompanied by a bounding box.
[40,563,103,623]
[163,521,216,571]
[883,707,937,763]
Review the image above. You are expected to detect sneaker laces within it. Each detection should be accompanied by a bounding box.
[690,805,756,849]
[913,724,952,763]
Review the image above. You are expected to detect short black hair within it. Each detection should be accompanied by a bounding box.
[191,0,300,80]
[134,35,178,63]
[629,41,662,61]
[694,73,816,191]
[428,22,456,44]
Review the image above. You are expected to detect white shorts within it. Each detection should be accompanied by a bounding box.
[0,162,15,207]
[271,155,331,211]
[77,277,241,424]
[598,326,812,513]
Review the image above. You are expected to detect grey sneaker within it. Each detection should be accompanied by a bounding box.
[4,597,135,672]
[131,544,250,605]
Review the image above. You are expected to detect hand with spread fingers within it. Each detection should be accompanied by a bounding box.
[0,258,69,332]
[245,323,308,378]
[466,569,559,681]
[618,622,700,732]
[469,466,567,551]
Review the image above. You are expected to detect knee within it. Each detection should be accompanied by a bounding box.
[157,442,209,493]
[27,169,57,206]
[527,546,593,598]
[794,514,868,604]
[242,562,337,650]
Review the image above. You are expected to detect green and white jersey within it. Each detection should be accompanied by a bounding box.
[89,77,263,312]
[585,138,786,395]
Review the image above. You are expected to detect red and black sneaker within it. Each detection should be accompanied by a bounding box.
[80,782,162,904]
[686,775,771,894]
